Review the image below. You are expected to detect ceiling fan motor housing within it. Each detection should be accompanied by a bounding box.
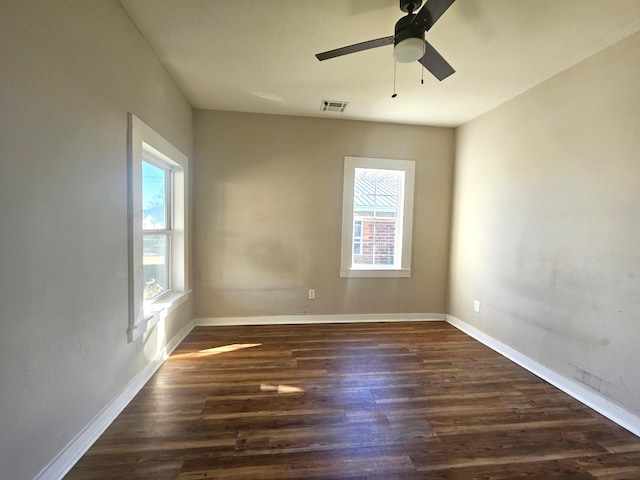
[395,14,425,44]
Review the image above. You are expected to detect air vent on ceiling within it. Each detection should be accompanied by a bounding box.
[320,100,349,113]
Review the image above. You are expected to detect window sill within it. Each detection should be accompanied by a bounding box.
[128,290,191,342]
[340,268,411,278]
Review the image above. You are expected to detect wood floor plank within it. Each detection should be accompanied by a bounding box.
[64,322,640,479]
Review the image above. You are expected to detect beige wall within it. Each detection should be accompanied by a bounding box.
[0,1,193,479]
[449,32,640,416]
[194,110,455,318]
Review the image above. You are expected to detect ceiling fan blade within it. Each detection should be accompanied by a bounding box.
[419,40,455,81]
[316,36,394,61]
[411,0,456,31]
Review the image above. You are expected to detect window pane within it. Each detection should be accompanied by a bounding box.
[142,160,167,230]
[352,220,396,266]
[352,168,403,267]
[353,220,362,255]
[143,234,170,300]
[373,221,396,265]
[354,221,362,238]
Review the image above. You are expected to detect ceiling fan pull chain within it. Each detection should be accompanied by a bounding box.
[421,63,425,84]
[392,60,398,98]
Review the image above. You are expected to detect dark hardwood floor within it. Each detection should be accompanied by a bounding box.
[65,322,640,479]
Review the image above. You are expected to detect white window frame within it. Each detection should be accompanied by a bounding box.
[340,156,415,278]
[127,113,189,343]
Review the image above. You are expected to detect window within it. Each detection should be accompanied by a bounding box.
[341,156,415,277]
[128,113,189,342]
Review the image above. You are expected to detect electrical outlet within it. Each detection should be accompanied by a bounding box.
[308,289,316,300]
[474,300,481,313]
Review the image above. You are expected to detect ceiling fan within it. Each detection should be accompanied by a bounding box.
[316,0,456,81]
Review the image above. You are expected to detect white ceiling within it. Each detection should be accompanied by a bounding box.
[120,0,640,127]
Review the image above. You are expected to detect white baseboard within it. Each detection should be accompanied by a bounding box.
[446,314,640,438]
[195,312,445,326]
[36,319,195,480]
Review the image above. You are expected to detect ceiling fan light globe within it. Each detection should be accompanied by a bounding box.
[393,37,425,63]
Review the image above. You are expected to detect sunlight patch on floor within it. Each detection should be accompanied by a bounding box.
[260,384,305,394]
[172,343,262,359]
